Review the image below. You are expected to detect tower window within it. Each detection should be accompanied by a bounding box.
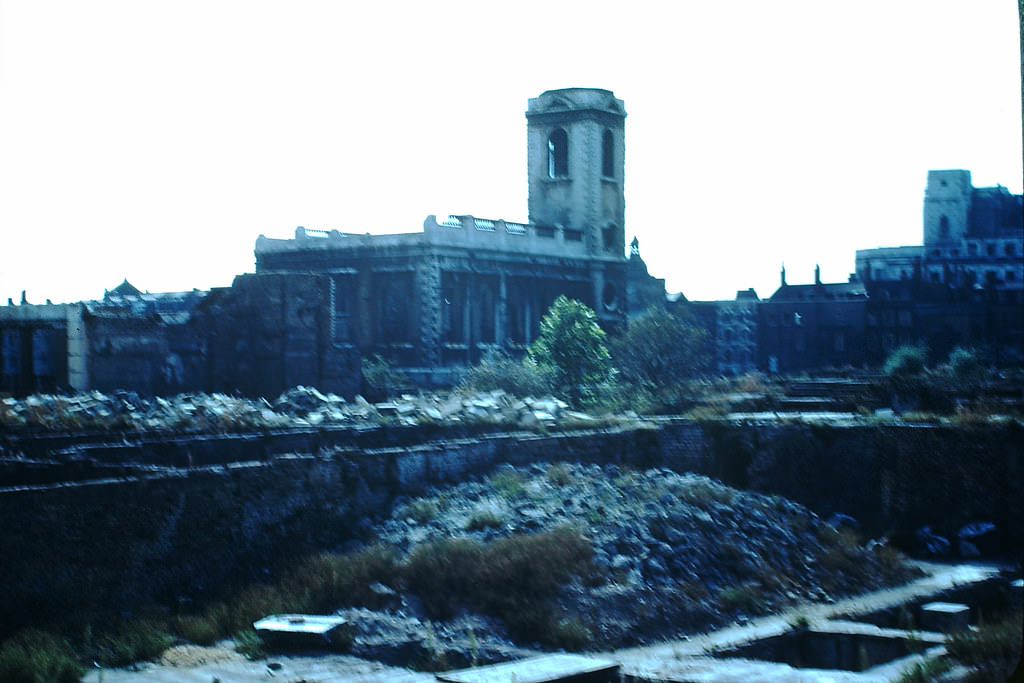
[602,224,618,252]
[939,215,950,238]
[548,128,568,178]
[602,129,614,178]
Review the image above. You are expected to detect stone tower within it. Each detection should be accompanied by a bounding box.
[923,169,972,245]
[526,88,627,259]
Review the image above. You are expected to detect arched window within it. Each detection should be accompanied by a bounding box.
[548,128,568,178]
[602,129,614,178]
[939,215,950,238]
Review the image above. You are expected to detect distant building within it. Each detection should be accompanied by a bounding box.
[856,170,1023,289]
[255,89,663,374]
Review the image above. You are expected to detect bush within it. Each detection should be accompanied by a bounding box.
[0,630,84,683]
[945,611,1022,679]
[528,296,611,406]
[949,346,985,381]
[609,306,711,388]
[465,510,504,531]
[884,345,928,377]
[361,354,408,401]
[402,526,593,645]
[458,352,556,397]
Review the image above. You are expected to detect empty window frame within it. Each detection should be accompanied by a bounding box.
[548,128,568,178]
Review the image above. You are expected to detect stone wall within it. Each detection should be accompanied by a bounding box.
[1,420,1020,634]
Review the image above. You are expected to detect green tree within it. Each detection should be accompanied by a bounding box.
[528,296,611,405]
[610,306,711,387]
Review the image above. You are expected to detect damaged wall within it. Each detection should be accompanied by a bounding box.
[0,420,1020,634]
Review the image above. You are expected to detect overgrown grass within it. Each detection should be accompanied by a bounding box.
[465,510,505,531]
[546,462,573,486]
[945,611,1022,681]
[0,630,84,683]
[402,525,593,647]
[489,470,526,498]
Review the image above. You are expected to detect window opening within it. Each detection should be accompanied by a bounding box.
[548,129,568,178]
[602,129,614,177]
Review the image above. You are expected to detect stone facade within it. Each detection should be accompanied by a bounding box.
[857,170,1023,289]
[255,89,650,371]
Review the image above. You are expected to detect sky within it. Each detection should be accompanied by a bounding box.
[0,1,1021,305]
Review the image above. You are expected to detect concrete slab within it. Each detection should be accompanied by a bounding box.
[436,653,619,683]
[920,602,970,632]
[253,613,351,648]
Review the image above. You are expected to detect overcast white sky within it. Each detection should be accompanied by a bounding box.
[1,1,1021,305]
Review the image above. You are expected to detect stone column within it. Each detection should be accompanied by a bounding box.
[415,253,442,367]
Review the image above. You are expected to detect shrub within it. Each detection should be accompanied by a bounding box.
[404,499,439,524]
[233,629,266,660]
[528,296,611,406]
[458,352,556,397]
[949,346,985,381]
[945,611,1022,679]
[361,354,408,400]
[402,526,593,646]
[489,470,526,498]
[466,510,504,531]
[0,630,84,683]
[609,306,711,388]
[545,463,573,486]
[175,614,221,646]
[90,619,174,668]
[282,544,400,613]
[716,583,762,613]
[884,345,928,377]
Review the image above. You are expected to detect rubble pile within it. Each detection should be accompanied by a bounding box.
[0,387,605,434]
[363,464,920,651]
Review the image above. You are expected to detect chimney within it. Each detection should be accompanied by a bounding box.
[780,263,787,287]
[814,264,821,285]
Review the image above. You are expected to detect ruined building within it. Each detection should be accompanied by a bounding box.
[254,88,641,375]
[2,93,1021,395]
[1,89,664,396]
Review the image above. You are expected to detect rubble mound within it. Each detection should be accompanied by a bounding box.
[367,463,918,651]
[0,388,603,433]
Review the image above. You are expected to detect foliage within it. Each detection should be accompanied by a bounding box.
[458,352,556,397]
[609,306,712,388]
[948,346,985,381]
[884,345,928,377]
[489,469,526,498]
[945,611,1022,681]
[0,630,83,683]
[361,354,409,400]
[401,526,593,645]
[528,296,612,406]
[233,629,266,660]
[465,510,504,531]
[546,462,573,487]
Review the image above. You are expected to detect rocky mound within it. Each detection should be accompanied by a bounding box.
[357,463,917,653]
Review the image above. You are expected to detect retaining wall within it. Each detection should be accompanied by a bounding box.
[1,420,1020,633]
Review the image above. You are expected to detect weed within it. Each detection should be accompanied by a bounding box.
[175,614,221,646]
[282,544,400,613]
[716,584,762,613]
[945,611,1022,676]
[466,509,505,531]
[895,656,951,683]
[489,470,526,498]
[89,618,174,668]
[546,462,573,487]
[233,629,266,660]
[0,629,84,683]
[402,526,592,647]
[405,499,439,524]
[547,617,592,651]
